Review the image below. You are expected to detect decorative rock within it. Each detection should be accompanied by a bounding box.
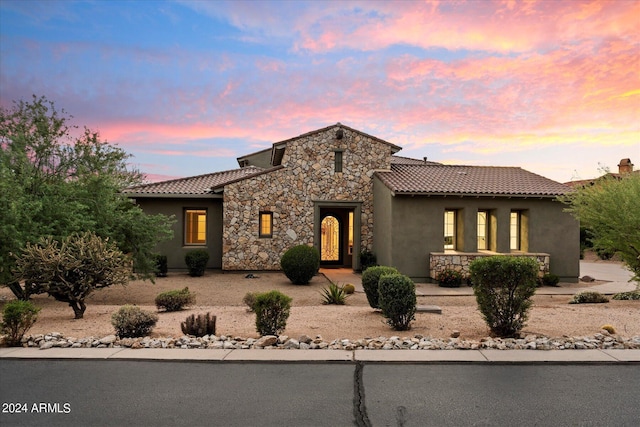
[256,335,278,347]
[580,275,595,282]
[450,330,461,339]
[99,335,117,345]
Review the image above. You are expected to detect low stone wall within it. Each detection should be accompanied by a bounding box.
[429,252,550,280]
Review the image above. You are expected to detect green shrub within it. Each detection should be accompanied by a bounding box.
[570,291,609,304]
[185,249,210,277]
[538,273,560,287]
[320,283,348,305]
[1,300,41,346]
[155,287,195,311]
[360,249,377,271]
[154,254,168,277]
[280,245,320,285]
[361,266,399,309]
[612,290,640,300]
[470,256,538,338]
[378,274,416,331]
[438,269,463,288]
[253,290,292,336]
[181,313,216,337]
[111,305,158,338]
[243,292,257,312]
[342,283,355,294]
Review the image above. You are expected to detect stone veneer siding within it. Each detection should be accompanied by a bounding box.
[222,126,396,270]
[429,252,550,280]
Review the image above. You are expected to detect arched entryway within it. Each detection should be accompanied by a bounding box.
[315,202,361,269]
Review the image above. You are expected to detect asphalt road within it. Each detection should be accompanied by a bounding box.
[1,360,639,426]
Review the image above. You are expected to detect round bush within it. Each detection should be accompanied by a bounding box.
[280,245,320,285]
[155,287,195,312]
[470,256,538,338]
[438,269,463,288]
[569,291,609,304]
[378,273,417,331]
[361,266,399,309]
[253,290,292,336]
[185,249,209,277]
[111,305,158,338]
[1,300,41,346]
[342,283,356,294]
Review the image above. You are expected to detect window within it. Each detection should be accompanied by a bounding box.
[444,210,456,250]
[348,211,354,254]
[510,211,521,251]
[185,209,206,245]
[477,210,489,250]
[334,150,343,172]
[259,212,273,238]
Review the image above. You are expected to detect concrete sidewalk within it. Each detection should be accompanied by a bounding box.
[1,346,638,363]
[321,260,637,296]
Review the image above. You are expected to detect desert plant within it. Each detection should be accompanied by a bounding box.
[0,300,41,346]
[155,287,195,312]
[438,269,464,288]
[378,274,417,331]
[361,266,399,309]
[111,305,158,338]
[612,290,640,300]
[539,273,560,287]
[320,283,348,305]
[360,249,377,271]
[243,292,257,312]
[570,291,609,304]
[181,313,216,337]
[600,324,616,334]
[185,249,209,277]
[253,290,292,336]
[13,231,130,319]
[470,256,538,338]
[280,245,320,285]
[154,254,168,277]
[342,283,355,294]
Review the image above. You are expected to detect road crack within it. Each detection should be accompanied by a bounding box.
[353,361,371,427]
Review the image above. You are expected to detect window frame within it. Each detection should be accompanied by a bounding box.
[334,150,343,173]
[477,209,489,251]
[185,209,207,246]
[444,209,457,250]
[510,211,521,251]
[259,211,273,238]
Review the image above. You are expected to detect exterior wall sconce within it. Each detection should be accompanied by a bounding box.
[336,129,344,140]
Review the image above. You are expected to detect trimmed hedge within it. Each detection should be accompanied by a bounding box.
[280,245,320,285]
[111,305,158,338]
[470,256,538,338]
[378,274,416,331]
[185,249,209,277]
[1,300,41,346]
[155,287,195,312]
[362,266,399,309]
[438,269,464,288]
[254,290,292,336]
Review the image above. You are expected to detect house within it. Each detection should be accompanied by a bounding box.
[124,123,579,282]
[565,158,637,188]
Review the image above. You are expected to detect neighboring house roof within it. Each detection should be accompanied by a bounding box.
[390,155,441,165]
[123,166,264,197]
[376,164,571,197]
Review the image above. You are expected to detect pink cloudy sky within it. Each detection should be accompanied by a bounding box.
[1,0,638,183]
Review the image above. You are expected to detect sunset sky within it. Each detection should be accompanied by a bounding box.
[1,0,638,183]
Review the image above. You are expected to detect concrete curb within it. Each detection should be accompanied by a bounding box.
[1,347,638,363]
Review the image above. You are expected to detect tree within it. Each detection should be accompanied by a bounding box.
[14,232,130,319]
[560,174,640,286]
[0,95,174,297]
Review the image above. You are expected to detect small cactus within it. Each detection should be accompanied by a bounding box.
[343,283,355,294]
[600,324,616,334]
[181,312,216,337]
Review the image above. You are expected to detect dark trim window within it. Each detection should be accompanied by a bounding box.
[444,209,456,250]
[334,150,343,172]
[259,212,273,238]
[185,209,207,245]
[510,211,521,251]
[477,210,489,250]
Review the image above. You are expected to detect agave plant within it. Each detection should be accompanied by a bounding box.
[320,282,348,305]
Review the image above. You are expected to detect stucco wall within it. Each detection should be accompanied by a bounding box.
[372,188,580,281]
[222,125,396,270]
[135,197,223,269]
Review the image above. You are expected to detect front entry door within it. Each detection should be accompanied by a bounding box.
[320,214,342,264]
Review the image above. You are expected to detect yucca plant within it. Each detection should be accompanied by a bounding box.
[320,282,348,305]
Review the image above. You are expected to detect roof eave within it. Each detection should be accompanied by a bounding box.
[125,193,222,199]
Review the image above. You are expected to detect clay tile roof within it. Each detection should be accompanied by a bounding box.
[123,166,264,196]
[376,164,571,197]
[391,155,441,165]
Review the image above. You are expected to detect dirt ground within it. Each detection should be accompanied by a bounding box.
[1,269,638,342]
